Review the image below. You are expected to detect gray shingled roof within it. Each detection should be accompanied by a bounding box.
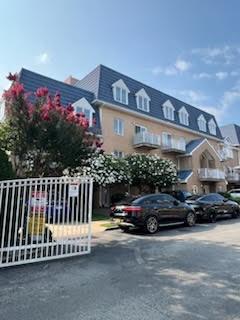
[178,170,193,182]
[220,124,240,145]
[76,64,223,140]
[18,68,101,134]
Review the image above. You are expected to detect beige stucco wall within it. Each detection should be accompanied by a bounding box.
[99,105,236,193]
[100,105,221,157]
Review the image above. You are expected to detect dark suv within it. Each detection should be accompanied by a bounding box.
[110,193,196,234]
[186,193,240,222]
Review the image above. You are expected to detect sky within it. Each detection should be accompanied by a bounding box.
[0,0,240,125]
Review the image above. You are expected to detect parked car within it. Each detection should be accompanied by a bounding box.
[228,189,240,200]
[110,193,196,234]
[186,193,240,222]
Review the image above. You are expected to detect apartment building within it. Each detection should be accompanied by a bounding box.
[220,124,240,189]
[11,65,240,194]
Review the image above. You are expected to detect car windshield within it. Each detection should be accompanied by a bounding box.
[187,195,201,201]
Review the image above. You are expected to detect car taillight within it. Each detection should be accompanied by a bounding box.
[123,206,142,216]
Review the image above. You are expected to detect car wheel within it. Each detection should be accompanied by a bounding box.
[208,211,217,223]
[144,216,159,234]
[185,211,196,227]
[232,208,240,219]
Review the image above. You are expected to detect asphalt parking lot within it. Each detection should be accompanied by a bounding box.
[0,218,240,320]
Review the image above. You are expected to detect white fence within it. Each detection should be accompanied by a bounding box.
[0,176,93,268]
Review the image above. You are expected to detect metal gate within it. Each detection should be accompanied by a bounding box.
[0,176,93,268]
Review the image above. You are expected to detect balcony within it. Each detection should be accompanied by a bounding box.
[220,147,234,160]
[198,168,225,181]
[226,171,240,183]
[133,132,161,149]
[162,138,186,154]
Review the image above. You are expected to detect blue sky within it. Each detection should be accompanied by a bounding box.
[0,0,240,125]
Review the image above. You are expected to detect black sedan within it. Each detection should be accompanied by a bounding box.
[186,193,240,222]
[110,193,196,234]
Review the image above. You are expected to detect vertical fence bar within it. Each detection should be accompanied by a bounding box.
[29,182,38,260]
[12,182,21,262]
[61,180,67,256]
[23,180,32,262]
[56,179,63,256]
[88,178,93,253]
[18,180,27,262]
[46,179,53,257]
[84,178,88,251]
[6,182,16,264]
[0,181,7,265]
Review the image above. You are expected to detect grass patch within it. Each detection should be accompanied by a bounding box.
[100,222,119,229]
[92,212,109,221]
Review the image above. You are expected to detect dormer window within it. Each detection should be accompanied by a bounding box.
[72,97,95,127]
[198,114,207,132]
[208,118,217,135]
[135,88,150,112]
[162,100,175,121]
[179,106,189,126]
[112,79,130,105]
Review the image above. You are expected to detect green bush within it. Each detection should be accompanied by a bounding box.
[0,149,15,180]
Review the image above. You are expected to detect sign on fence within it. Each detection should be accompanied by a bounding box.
[0,176,93,268]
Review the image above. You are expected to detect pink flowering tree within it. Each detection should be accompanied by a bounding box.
[0,73,101,177]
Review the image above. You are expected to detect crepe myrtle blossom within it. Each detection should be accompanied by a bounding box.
[126,153,177,188]
[64,153,131,187]
[65,152,177,188]
[1,73,100,177]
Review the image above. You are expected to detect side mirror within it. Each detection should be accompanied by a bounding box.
[173,200,179,206]
[223,198,228,202]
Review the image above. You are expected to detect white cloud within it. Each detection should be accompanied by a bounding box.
[193,72,212,79]
[215,71,228,80]
[173,89,207,105]
[36,52,50,64]
[192,45,239,65]
[175,59,191,72]
[151,58,191,76]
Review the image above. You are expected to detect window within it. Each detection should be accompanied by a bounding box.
[208,119,217,135]
[112,79,130,105]
[113,150,124,158]
[162,100,175,121]
[135,125,147,135]
[158,194,176,203]
[179,106,189,126]
[162,132,172,147]
[198,114,207,132]
[75,106,91,120]
[114,118,124,136]
[135,88,150,112]
[72,97,95,126]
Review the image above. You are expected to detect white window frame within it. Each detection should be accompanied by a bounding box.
[135,124,147,135]
[112,79,130,105]
[162,132,172,146]
[198,114,207,132]
[114,118,124,136]
[135,88,150,112]
[72,97,95,126]
[208,119,217,135]
[162,100,175,121]
[178,106,189,126]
